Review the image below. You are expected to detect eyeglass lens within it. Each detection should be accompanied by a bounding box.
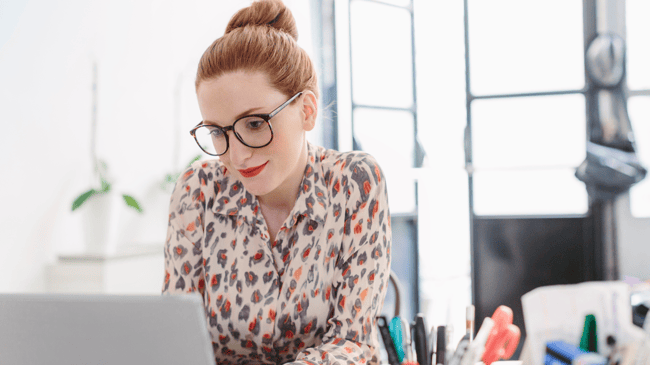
[194,116,272,155]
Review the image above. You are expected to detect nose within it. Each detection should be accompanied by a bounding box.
[226,131,252,166]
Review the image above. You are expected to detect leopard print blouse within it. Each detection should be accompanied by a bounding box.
[162,142,392,365]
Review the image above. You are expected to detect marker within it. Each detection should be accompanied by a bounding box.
[580,314,597,353]
[413,314,430,365]
[377,316,400,365]
[390,317,406,362]
[436,326,446,365]
[445,324,454,361]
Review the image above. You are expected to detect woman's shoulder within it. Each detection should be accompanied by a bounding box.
[169,158,226,207]
[316,146,384,183]
[176,158,225,186]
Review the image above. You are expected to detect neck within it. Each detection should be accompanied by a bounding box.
[257,139,309,211]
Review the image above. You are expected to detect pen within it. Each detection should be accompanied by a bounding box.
[466,305,475,342]
[428,325,436,365]
[401,317,417,365]
[377,315,401,365]
[390,316,406,362]
[436,325,446,365]
[413,314,430,365]
[448,333,470,365]
[445,325,454,360]
[459,317,494,365]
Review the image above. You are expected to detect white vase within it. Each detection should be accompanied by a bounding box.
[80,192,117,256]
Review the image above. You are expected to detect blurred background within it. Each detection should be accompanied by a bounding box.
[1,0,649,358]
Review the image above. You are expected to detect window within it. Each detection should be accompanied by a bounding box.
[466,0,588,216]
[320,0,650,355]
[626,0,650,217]
[333,0,473,344]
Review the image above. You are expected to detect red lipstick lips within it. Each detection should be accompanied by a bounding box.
[238,161,268,178]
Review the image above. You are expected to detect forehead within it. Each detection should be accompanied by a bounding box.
[197,71,286,122]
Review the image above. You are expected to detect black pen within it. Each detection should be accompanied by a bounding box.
[436,325,446,365]
[413,314,430,365]
[377,316,400,365]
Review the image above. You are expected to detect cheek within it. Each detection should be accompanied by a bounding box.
[217,156,231,169]
[265,127,288,154]
[270,120,302,151]
[267,131,297,163]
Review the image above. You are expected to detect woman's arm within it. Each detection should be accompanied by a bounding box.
[162,164,206,296]
[288,156,392,365]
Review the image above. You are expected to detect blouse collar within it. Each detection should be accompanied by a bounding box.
[211,142,328,228]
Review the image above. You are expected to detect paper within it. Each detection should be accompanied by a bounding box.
[521,281,632,365]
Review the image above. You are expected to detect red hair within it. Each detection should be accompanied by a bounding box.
[196,0,319,99]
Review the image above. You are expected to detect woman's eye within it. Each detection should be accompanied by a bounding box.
[209,128,224,137]
[246,119,265,129]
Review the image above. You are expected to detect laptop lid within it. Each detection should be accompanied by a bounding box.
[0,293,216,365]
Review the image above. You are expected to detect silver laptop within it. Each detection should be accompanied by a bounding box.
[0,293,216,365]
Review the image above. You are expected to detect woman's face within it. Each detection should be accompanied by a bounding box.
[196,70,316,199]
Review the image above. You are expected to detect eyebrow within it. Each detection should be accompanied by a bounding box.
[203,106,266,127]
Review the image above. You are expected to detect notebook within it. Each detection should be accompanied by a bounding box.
[0,293,216,365]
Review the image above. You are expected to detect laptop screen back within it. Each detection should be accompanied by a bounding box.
[0,293,215,365]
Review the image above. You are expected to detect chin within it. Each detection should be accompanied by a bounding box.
[240,177,275,197]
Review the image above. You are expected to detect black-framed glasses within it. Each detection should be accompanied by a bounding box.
[190,92,303,156]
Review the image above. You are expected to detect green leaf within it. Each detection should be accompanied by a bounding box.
[96,159,109,175]
[72,189,97,211]
[100,178,111,193]
[164,173,179,183]
[122,194,143,213]
[187,154,202,167]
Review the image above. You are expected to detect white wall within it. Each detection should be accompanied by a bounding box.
[0,0,314,293]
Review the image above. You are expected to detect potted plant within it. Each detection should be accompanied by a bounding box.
[71,160,143,214]
[70,61,143,255]
[71,162,144,256]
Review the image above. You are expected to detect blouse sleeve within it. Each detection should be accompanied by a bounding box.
[161,165,206,296]
[288,155,392,365]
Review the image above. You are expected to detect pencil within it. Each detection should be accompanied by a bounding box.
[466,305,475,342]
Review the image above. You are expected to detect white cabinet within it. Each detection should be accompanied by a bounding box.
[47,245,165,294]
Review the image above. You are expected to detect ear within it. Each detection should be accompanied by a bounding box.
[300,91,318,132]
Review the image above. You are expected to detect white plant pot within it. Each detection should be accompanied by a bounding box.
[116,183,168,247]
[80,192,117,256]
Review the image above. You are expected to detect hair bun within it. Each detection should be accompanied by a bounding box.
[225,0,298,41]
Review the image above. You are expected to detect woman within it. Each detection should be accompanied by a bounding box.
[162,1,391,364]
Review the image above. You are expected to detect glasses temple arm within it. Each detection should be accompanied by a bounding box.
[268,92,303,118]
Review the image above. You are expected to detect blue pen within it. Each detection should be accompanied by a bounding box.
[389,317,405,362]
